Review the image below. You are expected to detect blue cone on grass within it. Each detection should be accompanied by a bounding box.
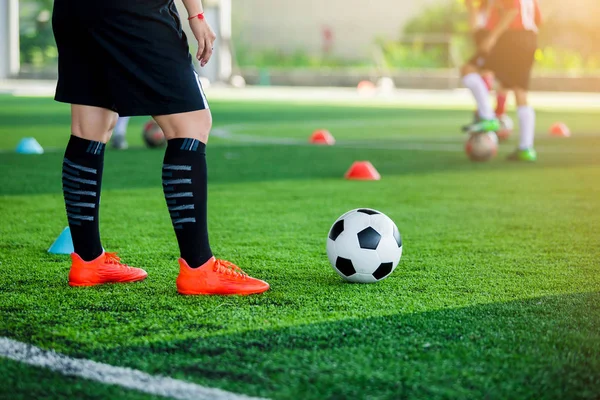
[16,137,44,154]
[48,227,74,255]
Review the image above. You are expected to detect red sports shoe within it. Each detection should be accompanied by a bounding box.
[176,257,269,295]
[69,252,148,287]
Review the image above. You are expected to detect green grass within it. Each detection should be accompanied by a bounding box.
[1,358,162,400]
[0,94,599,399]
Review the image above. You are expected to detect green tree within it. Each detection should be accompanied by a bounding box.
[20,0,57,67]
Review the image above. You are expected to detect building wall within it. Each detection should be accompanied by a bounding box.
[231,0,441,59]
[0,0,19,78]
[543,0,600,24]
[231,0,600,60]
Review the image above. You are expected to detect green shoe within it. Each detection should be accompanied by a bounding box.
[463,118,500,134]
[507,148,537,162]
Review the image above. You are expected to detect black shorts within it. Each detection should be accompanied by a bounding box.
[470,31,537,90]
[473,29,489,48]
[468,30,491,71]
[52,0,208,117]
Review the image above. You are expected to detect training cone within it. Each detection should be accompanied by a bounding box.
[344,161,381,181]
[309,129,335,145]
[16,137,44,154]
[357,80,376,95]
[549,123,571,137]
[48,227,74,255]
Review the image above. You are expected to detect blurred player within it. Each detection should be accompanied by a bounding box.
[110,116,130,150]
[461,0,499,134]
[52,0,269,294]
[462,0,541,162]
[483,0,542,161]
[463,0,509,126]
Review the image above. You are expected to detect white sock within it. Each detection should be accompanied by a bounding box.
[462,73,495,120]
[114,116,130,137]
[517,106,535,150]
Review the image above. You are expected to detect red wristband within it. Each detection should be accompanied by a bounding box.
[188,13,204,21]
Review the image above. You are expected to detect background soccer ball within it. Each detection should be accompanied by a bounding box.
[142,120,166,148]
[326,208,403,283]
[497,114,514,141]
[465,132,498,162]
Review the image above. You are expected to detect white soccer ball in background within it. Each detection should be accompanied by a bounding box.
[376,76,395,94]
[142,120,166,148]
[465,131,498,162]
[326,208,403,283]
[230,75,247,88]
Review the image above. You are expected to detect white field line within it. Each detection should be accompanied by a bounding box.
[0,337,266,400]
[0,124,596,155]
[211,125,598,155]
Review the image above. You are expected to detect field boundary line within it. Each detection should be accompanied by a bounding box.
[0,124,596,155]
[0,337,266,400]
[212,126,597,154]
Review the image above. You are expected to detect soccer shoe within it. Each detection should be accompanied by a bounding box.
[507,148,537,162]
[461,111,482,132]
[462,118,500,134]
[176,257,270,295]
[110,135,128,150]
[69,252,148,287]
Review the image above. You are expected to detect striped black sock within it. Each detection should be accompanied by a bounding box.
[62,135,105,261]
[163,138,212,268]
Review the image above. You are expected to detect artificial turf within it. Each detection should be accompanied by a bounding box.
[1,358,162,400]
[0,94,599,399]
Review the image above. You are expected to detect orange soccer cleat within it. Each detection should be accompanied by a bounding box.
[68,252,148,287]
[176,257,270,295]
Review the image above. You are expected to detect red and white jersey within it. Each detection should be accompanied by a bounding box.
[466,0,491,30]
[487,0,542,32]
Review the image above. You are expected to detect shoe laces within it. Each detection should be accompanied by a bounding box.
[213,259,248,279]
[104,252,127,267]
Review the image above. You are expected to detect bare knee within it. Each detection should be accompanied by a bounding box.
[461,63,478,77]
[71,105,118,143]
[153,109,212,144]
[514,88,528,107]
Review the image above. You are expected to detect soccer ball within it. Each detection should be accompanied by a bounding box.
[326,208,403,283]
[497,114,514,141]
[142,120,166,148]
[465,132,498,162]
[230,75,247,88]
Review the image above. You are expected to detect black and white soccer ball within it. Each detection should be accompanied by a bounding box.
[326,208,403,283]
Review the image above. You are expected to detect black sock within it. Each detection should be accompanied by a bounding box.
[163,138,212,268]
[62,135,105,261]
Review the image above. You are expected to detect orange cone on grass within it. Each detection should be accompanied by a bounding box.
[357,80,376,95]
[309,129,335,145]
[549,122,571,137]
[344,161,381,181]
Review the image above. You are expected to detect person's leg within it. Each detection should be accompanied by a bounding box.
[503,32,537,161]
[153,109,213,269]
[461,63,495,121]
[495,88,508,117]
[515,88,535,150]
[111,116,130,150]
[114,116,130,137]
[153,109,269,295]
[65,105,147,286]
[461,63,500,134]
[65,105,116,261]
[481,71,495,92]
[80,1,266,294]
